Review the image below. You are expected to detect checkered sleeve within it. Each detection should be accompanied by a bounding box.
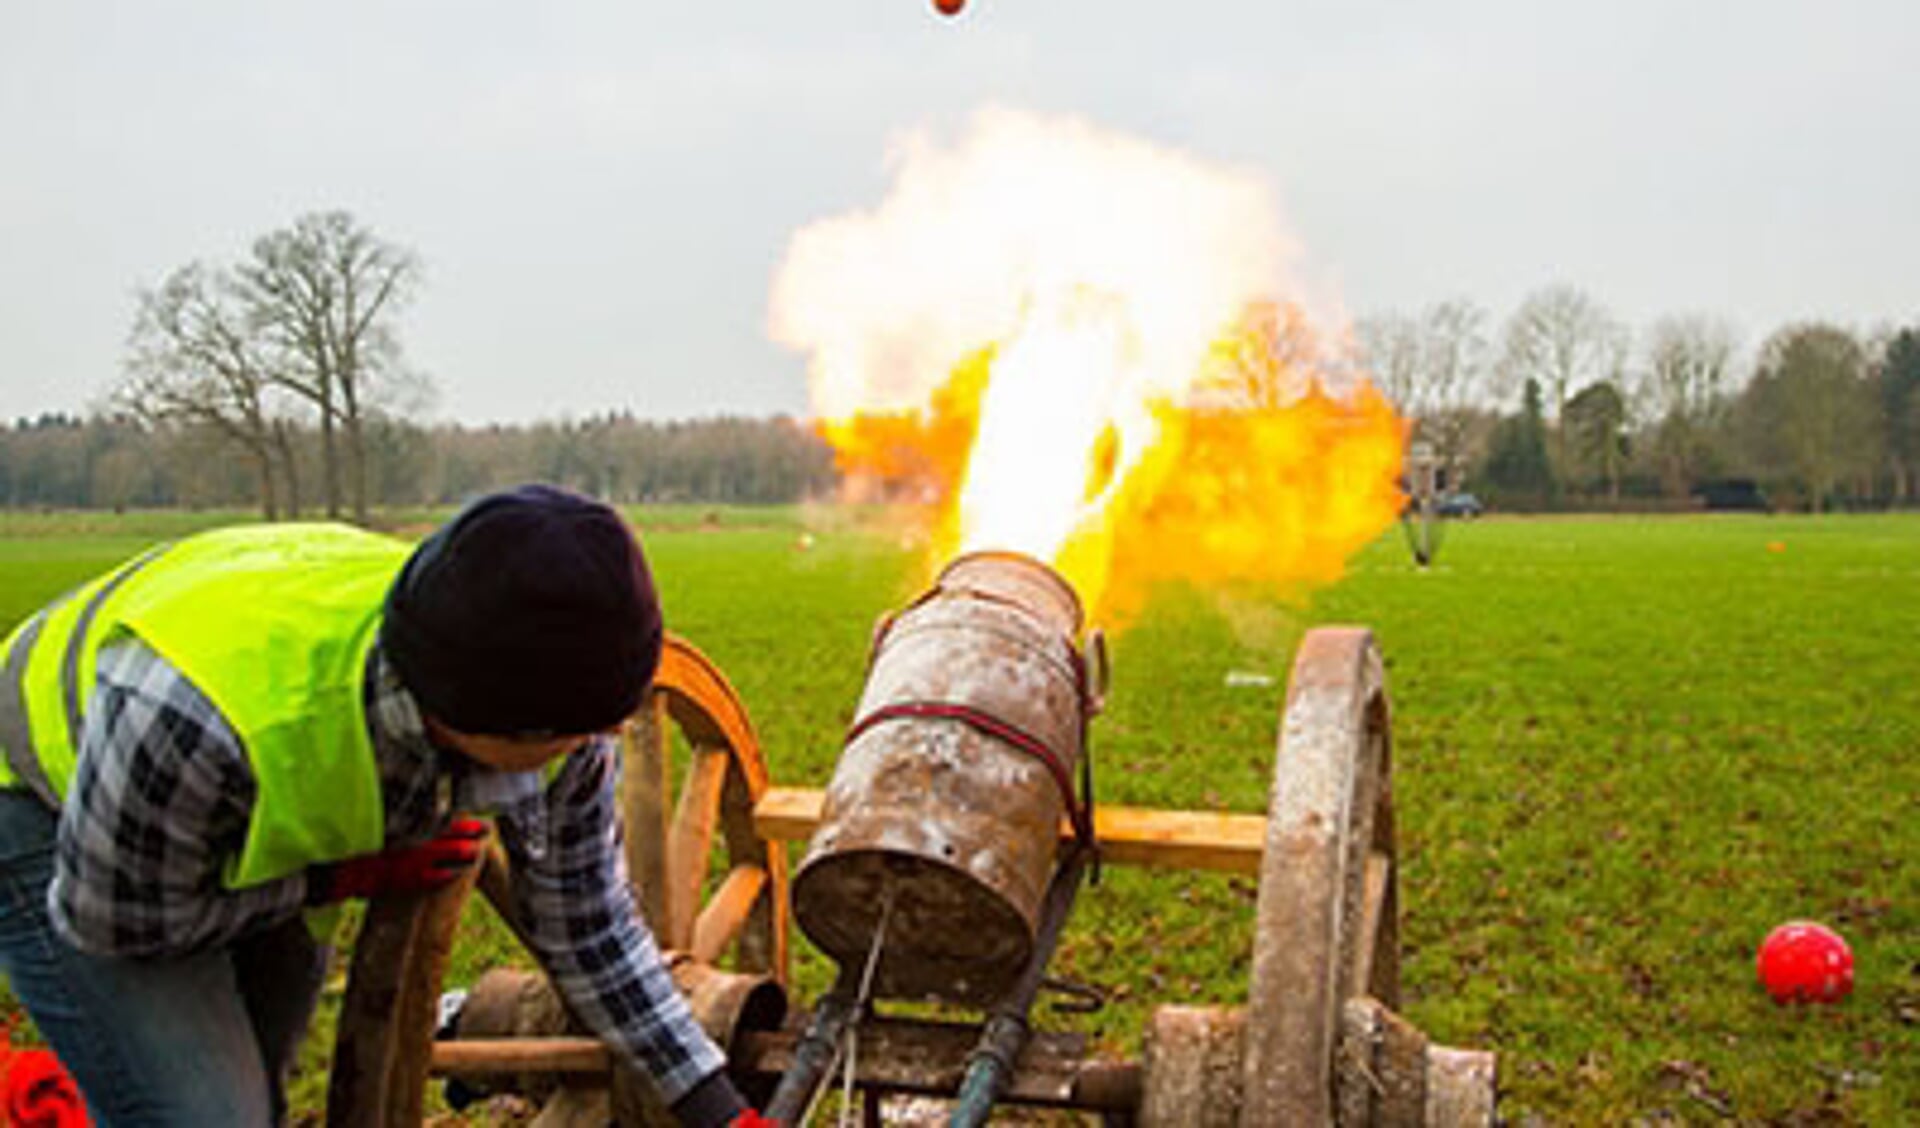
[497,738,727,1105]
[48,639,310,956]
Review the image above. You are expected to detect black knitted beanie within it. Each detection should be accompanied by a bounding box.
[381,484,662,736]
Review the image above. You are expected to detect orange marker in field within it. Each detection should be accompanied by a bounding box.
[933,0,966,16]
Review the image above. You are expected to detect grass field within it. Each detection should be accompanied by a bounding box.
[2,508,1915,1123]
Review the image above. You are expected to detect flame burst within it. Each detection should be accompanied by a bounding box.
[771,109,1405,625]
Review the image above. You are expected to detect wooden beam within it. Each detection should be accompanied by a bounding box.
[753,787,1265,875]
[429,1022,1144,1113]
[431,1037,610,1075]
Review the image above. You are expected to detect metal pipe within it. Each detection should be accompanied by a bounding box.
[764,971,861,1124]
[948,845,1092,1127]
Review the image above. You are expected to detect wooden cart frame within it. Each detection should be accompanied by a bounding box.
[328,627,1494,1126]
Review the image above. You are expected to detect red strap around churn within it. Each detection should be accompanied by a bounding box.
[844,701,1095,851]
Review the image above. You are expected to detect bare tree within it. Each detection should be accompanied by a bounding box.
[1500,284,1628,467]
[1357,299,1491,488]
[1415,299,1492,486]
[1354,311,1422,412]
[119,264,300,519]
[1640,315,1739,497]
[236,211,422,523]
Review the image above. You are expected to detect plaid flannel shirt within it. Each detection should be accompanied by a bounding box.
[49,637,724,1103]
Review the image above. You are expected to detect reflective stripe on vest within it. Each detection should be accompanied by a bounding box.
[0,524,411,889]
[0,608,55,804]
[1,544,172,804]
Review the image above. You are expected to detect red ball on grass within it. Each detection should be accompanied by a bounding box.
[1757,921,1853,1005]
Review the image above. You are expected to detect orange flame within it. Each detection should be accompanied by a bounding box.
[774,110,1406,626]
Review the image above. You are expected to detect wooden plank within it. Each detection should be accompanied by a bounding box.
[753,787,1266,875]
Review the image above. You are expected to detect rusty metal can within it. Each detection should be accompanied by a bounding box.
[792,551,1092,1005]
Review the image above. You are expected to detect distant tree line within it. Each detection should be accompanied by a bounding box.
[1357,286,1920,512]
[0,412,837,512]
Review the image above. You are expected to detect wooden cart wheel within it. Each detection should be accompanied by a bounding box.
[622,634,790,981]
[1241,627,1400,1126]
[327,633,789,1127]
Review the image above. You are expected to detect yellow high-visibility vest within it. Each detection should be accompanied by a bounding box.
[0,524,409,889]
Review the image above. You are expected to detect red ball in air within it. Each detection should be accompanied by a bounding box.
[1756,921,1854,1005]
[932,0,966,16]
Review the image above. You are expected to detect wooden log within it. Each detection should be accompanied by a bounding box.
[1427,1047,1498,1128]
[1140,1005,1243,1127]
[1337,997,1427,1127]
[754,786,1267,875]
[1336,997,1497,1127]
[441,959,786,1128]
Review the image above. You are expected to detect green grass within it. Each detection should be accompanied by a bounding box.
[2,509,1915,1123]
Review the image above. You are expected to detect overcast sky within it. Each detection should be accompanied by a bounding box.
[3,2,1915,425]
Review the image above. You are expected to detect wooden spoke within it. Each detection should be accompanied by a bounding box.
[691,865,769,964]
[643,637,789,982]
[622,696,673,935]
[665,747,731,949]
[1354,852,1394,1008]
[1241,627,1401,1127]
[331,633,790,1126]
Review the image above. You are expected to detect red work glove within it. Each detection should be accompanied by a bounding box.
[729,1112,777,1128]
[5,1048,89,1128]
[308,817,488,903]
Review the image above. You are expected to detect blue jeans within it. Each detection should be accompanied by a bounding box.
[0,790,327,1126]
